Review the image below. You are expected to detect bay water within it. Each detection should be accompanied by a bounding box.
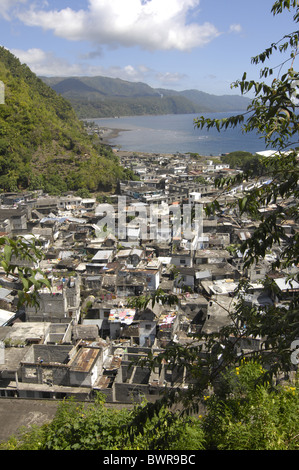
[91,112,271,156]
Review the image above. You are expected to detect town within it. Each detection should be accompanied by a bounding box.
[0,147,297,404]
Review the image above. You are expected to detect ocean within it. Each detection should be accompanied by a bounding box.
[90,112,272,156]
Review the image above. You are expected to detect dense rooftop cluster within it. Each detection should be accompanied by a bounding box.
[0,149,297,403]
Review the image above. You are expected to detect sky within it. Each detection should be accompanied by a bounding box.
[0,0,296,95]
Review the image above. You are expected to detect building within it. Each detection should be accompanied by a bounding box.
[25,276,81,324]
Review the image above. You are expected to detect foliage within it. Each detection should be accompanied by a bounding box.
[122,168,141,181]
[66,94,202,119]
[0,394,205,451]
[0,235,51,308]
[41,75,250,119]
[221,151,266,176]
[202,361,299,450]
[0,364,297,450]
[202,1,299,363]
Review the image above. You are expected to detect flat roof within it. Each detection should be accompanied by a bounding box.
[0,309,15,327]
[108,308,136,325]
[2,322,52,342]
[274,277,299,291]
[92,250,114,260]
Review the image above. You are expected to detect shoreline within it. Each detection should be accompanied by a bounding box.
[99,127,189,158]
[98,127,130,145]
[85,113,267,156]
[88,123,261,158]
[98,126,217,158]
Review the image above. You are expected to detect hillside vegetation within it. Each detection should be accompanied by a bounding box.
[41,75,251,119]
[0,47,126,194]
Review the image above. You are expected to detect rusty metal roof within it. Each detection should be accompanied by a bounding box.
[69,347,99,372]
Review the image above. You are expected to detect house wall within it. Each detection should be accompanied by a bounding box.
[26,312,72,324]
[114,367,151,402]
[109,322,121,339]
[30,344,72,363]
[26,278,81,324]
[26,293,66,322]
[21,344,72,385]
[121,346,152,361]
[165,365,185,386]
[20,345,104,389]
[113,380,164,403]
[116,363,134,384]
[93,386,114,402]
[11,214,27,232]
[21,363,69,386]
[144,270,160,291]
[139,321,156,347]
[175,273,194,289]
[46,323,72,344]
[171,254,193,268]
[246,264,268,282]
[69,367,93,387]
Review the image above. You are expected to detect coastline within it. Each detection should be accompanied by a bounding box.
[89,113,265,155]
[98,127,130,145]
[99,127,180,158]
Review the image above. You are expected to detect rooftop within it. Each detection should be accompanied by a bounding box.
[69,347,101,373]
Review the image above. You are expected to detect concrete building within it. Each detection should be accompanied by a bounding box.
[25,276,81,324]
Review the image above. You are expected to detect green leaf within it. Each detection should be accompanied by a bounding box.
[3,244,12,263]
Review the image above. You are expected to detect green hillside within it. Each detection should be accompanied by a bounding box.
[68,94,203,119]
[0,47,126,194]
[177,89,252,112]
[41,75,251,118]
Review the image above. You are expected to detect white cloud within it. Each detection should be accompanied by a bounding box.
[11,47,189,89]
[156,71,187,86]
[11,47,167,85]
[0,0,27,20]
[229,24,242,34]
[11,48,85,76]
[17,0,221,51]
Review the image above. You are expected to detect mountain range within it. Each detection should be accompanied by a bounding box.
[40,75,251,119]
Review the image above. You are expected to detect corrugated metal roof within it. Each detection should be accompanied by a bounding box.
[70,347,99,372]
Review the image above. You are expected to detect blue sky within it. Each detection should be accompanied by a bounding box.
[0,0,296,95]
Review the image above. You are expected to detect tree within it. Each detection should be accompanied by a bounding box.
[0,393,205,450]
[200,360,299,450]
[0,364,297,450]
[0,235,51,309]
[128,0,299,420]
